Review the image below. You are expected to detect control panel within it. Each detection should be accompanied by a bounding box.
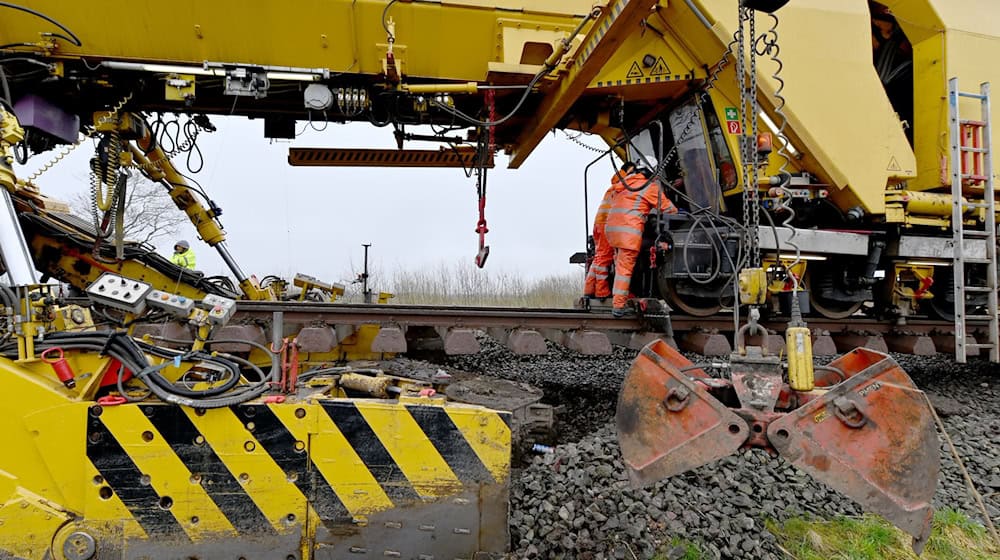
[146,290,196,318]
[199,294,237,325]
[86,273,153,314]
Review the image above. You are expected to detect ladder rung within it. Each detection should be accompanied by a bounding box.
[963,258,992,264]
[966,343,996,349]
[964,202,991,208]
[959,92,987,100]
[963,230,993,238]
[965,314,996,320]
[962,175,990,181]
[961,147,990,153]
[964,286,996,293]
[961,119,987,126]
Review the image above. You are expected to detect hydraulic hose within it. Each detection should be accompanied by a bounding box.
[9,331,279,408]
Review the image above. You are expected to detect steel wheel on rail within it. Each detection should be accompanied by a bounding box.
[925,267,990,322]
[803,269,865,320]
[659,277,723,317]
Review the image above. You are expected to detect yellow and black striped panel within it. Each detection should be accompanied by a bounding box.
[593,72,694,88]
[84,399,511,557]
[288,147,495,168]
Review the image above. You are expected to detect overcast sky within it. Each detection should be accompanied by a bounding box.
[17,117,619,287]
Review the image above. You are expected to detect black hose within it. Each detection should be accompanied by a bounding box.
[0,2,82,46]
[12,331,278,408]
[117,363,150,403]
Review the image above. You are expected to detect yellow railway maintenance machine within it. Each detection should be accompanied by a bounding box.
[0,281,513,559]
[0,0,995,557]
[0,106,512,560]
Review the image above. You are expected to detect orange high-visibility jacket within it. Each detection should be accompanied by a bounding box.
[605,173,678,250]
[593,172,626,231]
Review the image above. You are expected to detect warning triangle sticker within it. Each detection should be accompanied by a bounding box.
[649,56,671,76]
[626,61,644,79]
[887,156,902,172]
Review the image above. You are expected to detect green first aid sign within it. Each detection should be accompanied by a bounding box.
[725,107,739,121]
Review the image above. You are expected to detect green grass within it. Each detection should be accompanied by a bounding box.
[767,509,999,560]
[652,537,704,560]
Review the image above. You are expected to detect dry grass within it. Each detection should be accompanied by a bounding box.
[339,260,583,308]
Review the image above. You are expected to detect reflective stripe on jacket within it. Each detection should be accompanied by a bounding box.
[171,250,196,270]
[593,172,629,229]
[593,186,615,229]
[605,173,677,250]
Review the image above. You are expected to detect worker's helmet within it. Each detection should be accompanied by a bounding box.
[175,240,190,249]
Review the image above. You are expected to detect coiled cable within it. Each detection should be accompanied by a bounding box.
[756,12,801,321]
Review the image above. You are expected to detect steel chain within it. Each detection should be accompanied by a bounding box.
[737,7,751,264]
[737,7,761,269]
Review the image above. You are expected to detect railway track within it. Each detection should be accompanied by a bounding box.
[217,301,989,359]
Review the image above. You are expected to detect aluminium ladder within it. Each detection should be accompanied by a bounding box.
[948,78,999,363]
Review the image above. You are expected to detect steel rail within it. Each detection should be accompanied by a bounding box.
[233,301,647,331]
[232,301,983,336]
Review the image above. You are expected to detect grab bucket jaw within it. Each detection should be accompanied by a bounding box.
[616,341,940,554]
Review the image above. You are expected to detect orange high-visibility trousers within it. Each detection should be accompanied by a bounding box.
[584,229,614,298]
[584,183,617,298]
[612,247,639,309]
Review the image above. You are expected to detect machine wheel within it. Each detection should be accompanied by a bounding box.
[925,271,976,322]
[660,278,723,317]
[804,271,864,320]
[808,293,864,320]
[927,295,956,321]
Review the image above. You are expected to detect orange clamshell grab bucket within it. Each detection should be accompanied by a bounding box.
[616,340,940,554]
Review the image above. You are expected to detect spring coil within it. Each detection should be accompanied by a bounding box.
[87,93,132,240]
[24,92,133,185]
[563,130,606,153]
[756,12,801,317]
[24,142,79,183]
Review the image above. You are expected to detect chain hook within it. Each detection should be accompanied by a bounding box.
[474,90,496,268]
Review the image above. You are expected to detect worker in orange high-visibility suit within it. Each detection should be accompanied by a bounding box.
[584,162,636,300]
[605,167,678,317]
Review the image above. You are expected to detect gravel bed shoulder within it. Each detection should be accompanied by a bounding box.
[437,339,1000,559]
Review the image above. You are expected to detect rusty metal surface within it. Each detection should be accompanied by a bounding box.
[616,340,748,486]
[768,349,940,554]
[616,340,940,553]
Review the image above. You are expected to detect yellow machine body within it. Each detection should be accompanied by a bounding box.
[0,1,988,192]
[0,1,994,556]
[0,0,996,320]
[0,340,511,558]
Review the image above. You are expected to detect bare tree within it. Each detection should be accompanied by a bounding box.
[70,174,188,244]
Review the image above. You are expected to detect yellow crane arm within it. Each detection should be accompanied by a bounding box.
[128,129,270,300]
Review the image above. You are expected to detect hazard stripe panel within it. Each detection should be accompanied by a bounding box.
[357,402,462,498]
[301,404,396,516]
[85,400,511,548]
[323,402,422,504]
[405,404,494,484]
[144,406,277,536]
[443,406,511,484]
[86,415,189,541]
[230,404,351,525]
[98,407,237,538]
